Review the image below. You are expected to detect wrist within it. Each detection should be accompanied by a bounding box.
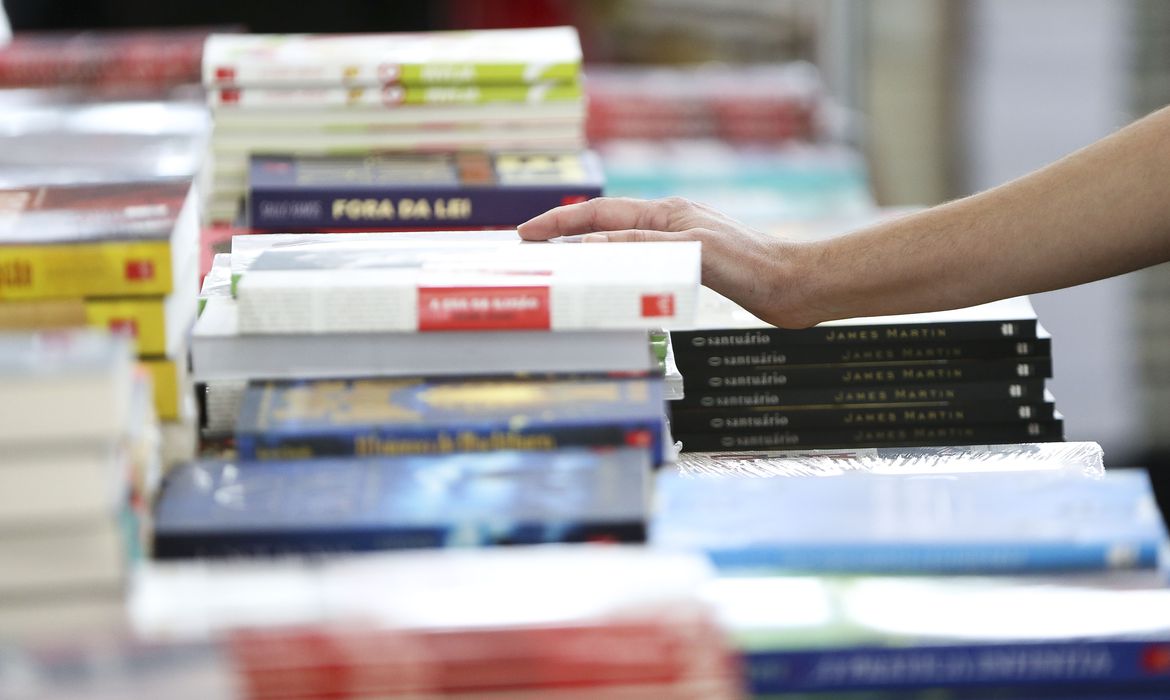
[766,238,838,329]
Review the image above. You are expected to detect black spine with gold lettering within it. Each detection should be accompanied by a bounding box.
[677,420,1064,452]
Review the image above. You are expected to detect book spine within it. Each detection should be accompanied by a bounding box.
[206,61,581,88]
[210,83,583,108]
[669,401,1056,433]
[236,278,694,333]
[674,339,1050,370]
[673,381,1049,409]
[671,320,1039,349]
[681,358,1051,390]
[0,241,176,301]
[744,639,1170,693]
[155,521,646,558]
[248,186,601,230]
[84,298,170,356]
[141,358,182,420]
[675,421,1064,451]
[708,542,1158,576]
[236,423,664,464]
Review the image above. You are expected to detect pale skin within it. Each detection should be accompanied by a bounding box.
[518,106,1170,329]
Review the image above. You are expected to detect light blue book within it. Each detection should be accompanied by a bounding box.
[651,467,1166,574]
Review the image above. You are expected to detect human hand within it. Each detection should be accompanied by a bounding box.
[518,196,822,328]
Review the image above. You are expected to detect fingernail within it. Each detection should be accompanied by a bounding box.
[582,233,609,243]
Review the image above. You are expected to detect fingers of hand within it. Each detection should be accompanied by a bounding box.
[518,196,701,240]
[582,228,710,244]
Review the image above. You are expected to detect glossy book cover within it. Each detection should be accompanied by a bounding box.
[235,376,665,462]
[153,448,649,557]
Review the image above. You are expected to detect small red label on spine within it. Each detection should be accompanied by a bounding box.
[108,318,139,337]
[640,293,675,318]
[418,286,550,331]
[124,260,155,281]
[214,66,236,83]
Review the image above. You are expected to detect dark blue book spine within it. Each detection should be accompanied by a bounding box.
[235,422,665,464]
[248,186,601,230]
[744,639,1170,693]
[154,521,646,558]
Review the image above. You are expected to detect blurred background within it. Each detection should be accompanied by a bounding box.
[4,0,1168,468]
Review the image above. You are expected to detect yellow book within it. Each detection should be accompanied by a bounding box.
[0,269,198,356]
[0,180,197,301]
[141,357,189,422]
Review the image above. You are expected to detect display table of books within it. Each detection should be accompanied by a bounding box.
[2,24,1169,700]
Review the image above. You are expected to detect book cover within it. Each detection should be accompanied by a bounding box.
[674,380,1049,410]
[669,399,1057,433]
[235,376,665,463]
[235,241,700,333]
[681,357,1052,391]
[652,468,1165,574]
[0,179,197,300]
[210,82,583,109]
[153,447,650,558]
[202,27,582,88]
[228,229,522,295]
[248,152,603,230]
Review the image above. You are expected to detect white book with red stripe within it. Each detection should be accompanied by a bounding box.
[235,240,701,334]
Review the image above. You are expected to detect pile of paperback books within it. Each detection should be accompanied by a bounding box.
[201,26,590,226]
[670,291,1063,451]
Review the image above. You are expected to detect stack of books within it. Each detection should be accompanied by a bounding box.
[0,179,201,429]
[669,292,1062,451]
[0,330,154,640]
[0,27,217,100]
[131,547,743,699]
[652,442,1170,696]
[159,235,701,556]
[586,63,822,144]
[201,26,588,226]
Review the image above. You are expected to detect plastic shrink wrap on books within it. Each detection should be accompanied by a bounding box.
[674,441,1105,479]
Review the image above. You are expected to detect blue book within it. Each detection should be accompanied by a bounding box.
[235,376,666,464]
[701,570,1170,694]
[153,448,649,558]
[248,152,604,230]
[651,469,1167,574]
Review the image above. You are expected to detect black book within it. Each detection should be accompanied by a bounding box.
[675,297,1039,349]
[673,336,1049,370]
[674,380,1048,409]
[676,420,1064,452]
[681,357,1051,391]
[669,399,1057,433]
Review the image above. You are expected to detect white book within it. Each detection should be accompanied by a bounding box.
[210,99,585,125]
[203,27,582,88]
[235,240,701,334]
[0,521,125,596]
[0,442,126,527]
[192,296,656,381]
[0,331,134,445]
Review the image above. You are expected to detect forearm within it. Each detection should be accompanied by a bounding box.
[793,106,1170,324]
